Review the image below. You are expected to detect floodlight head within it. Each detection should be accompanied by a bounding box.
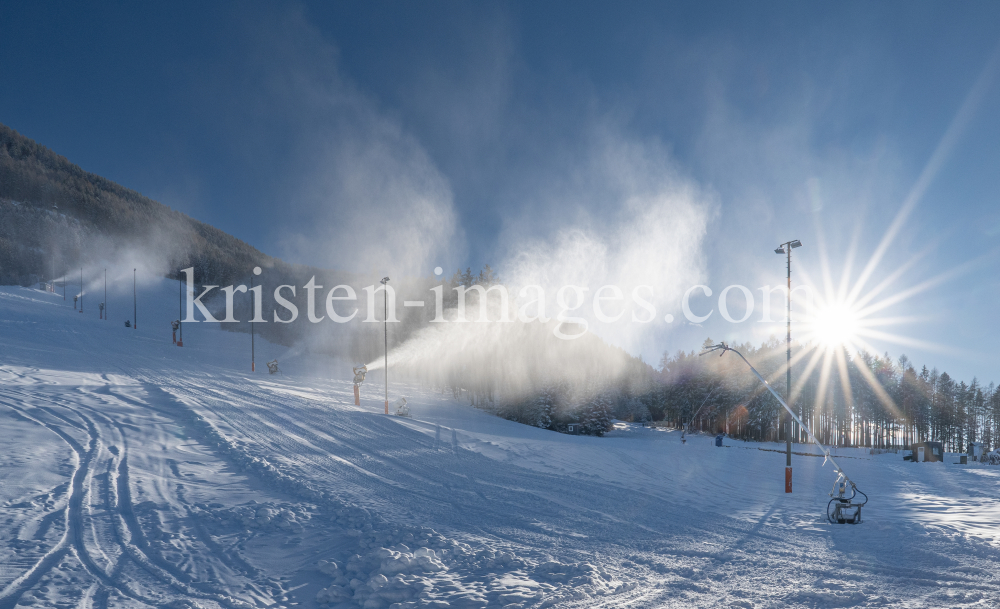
[790,240,803,248]
[380,276,390,285]
[774,247,785,255]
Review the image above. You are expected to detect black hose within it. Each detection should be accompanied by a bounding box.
[826,498,839,523]
[851,483,869,506]
[828,482,868,524]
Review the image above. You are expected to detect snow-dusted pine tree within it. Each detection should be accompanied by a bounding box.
[579,393,613,436]
[532,387,554,429]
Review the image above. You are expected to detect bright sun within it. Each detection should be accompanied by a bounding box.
[809,302,861,349]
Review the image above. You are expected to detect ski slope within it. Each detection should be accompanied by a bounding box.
[2,280,1000,609]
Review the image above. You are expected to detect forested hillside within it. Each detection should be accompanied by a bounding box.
[0,122,269,286]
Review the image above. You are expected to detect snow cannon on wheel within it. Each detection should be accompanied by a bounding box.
[700,342,869,525]
[393,397,409,417]
[267,359,281,375]
[827,471,867,524]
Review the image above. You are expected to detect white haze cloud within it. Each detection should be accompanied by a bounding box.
[367,124,715,395]
[158,6,715,392]
[230,7,463,279]
[283,119,461,279]
[52,215,213,300]
[499,125,715,355]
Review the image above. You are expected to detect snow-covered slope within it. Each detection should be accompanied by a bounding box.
[2,280,1000,609]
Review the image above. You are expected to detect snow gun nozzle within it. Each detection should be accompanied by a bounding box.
[699,342,730,357]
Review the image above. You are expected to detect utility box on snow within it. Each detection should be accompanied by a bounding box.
[715,434,724,447]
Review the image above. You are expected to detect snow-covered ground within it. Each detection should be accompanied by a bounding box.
[2,280,1000,609]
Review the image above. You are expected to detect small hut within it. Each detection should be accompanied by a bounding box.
[910,441,944,462]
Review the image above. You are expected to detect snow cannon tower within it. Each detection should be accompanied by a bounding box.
[701,342,868,525]
[352,365,367,406]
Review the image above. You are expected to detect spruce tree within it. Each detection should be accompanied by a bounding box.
[533,388,554,429]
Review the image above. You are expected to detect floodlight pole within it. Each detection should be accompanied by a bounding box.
[785,246,791,475]
[133,268,137,329]
[381,276,390,414]
[80,268,83,313]
[775,239,802,492]
[177,271,183,346]
[250,271,255,372]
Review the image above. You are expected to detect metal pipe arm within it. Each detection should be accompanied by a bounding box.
[700,342,856,488]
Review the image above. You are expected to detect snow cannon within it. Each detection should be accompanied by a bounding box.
[827,472,867,524]
[700,342,869,525]
[393,397,409,417]
[352,365,367,405]
[267,359,281,375]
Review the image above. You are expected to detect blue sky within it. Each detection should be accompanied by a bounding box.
[2,1,999,382]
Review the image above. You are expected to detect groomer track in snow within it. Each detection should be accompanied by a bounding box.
[2,281,1000,608]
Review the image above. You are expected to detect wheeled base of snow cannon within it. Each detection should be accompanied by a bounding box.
[393,397,409,417]
[827,498,863,524]
[827,473,867,524]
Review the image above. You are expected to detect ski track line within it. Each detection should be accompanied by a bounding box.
[88,375,296,606]
[174,379,543,510]
[4,390,172,607]
[0,399,75,545]
[183,378,467,496]
[135,377,407,514]
[84,394,256,609]
[175,377,583,517]
[3,383,254,609]
[0,400,76,609]
[167,374,729,566]
[0,398,151,609]
[35,406,122,583]
[131,375,636,583]
[175,376,698,540]
[189,380,413,490]
[31,383,254,598]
